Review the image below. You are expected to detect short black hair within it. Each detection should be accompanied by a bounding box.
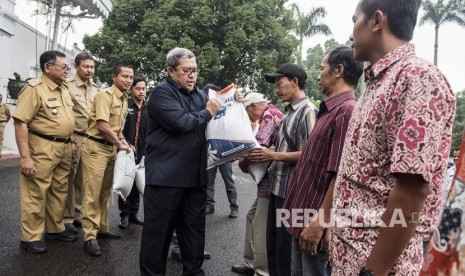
[327,46,364,87]
[202,83,221,92]
[39,50,66,72]
[132,76,146,88]
[359,0,421,41]
[112,63,133,76]
[74,52,94,66]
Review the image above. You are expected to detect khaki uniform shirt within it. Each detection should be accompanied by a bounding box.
[13,75,75,137]
[86,85,128,140]
[0,103,10,122]
[66,75,99,133]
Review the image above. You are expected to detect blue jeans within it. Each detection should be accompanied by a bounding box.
[206,162,238,211]
[291,238,331,276]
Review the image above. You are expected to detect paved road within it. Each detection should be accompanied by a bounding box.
[0,160,257,276]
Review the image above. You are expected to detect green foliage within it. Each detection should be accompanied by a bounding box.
[83,0,298,104]
[451,90,465,154]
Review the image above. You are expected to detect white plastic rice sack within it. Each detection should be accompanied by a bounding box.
[248,158,271,184]
[206,84,258,169]
[112,150,136,201]
[135,156,145,196]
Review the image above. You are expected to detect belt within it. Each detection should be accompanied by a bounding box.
[29,129,71,143]
[74,131,86,137]
[85,134,113,146]
[0,120,6,123]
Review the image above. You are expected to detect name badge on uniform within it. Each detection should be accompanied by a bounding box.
[48,98,57,101]
[127,107,134,115]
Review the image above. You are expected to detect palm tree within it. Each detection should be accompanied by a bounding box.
[420,0,465,65]
[291,4,332,65]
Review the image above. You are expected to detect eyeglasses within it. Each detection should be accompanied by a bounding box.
[174,67,199,76]
[48,63,71,72]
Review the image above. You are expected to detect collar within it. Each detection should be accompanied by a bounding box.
[74,75,86,87]
[365,43,416,81]
[110,84,126,99]
[321,90,354,111]
[128,98,146,109]
[40,74,62,92]
[167,78,198,96]
[285,96,309,112]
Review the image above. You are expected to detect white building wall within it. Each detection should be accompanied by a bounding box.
[1,0,80,151]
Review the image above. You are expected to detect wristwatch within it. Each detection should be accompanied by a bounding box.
[359,266,375,276]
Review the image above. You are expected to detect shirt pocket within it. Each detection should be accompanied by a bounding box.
[44,100,62,118]
[109,105,122,126]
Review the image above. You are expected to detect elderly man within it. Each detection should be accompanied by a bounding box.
[232,92,283,276]
[329,1,456,275]
[13,50,77,253]
[140,47,222,276]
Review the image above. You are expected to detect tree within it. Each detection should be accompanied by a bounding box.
[290,4,331,65]
[419,0,465,65]
[83,0,298,104]
[451,90,465,154]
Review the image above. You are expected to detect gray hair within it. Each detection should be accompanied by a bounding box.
[166,47,196,68]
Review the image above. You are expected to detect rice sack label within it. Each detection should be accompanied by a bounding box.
[206,84,258,169]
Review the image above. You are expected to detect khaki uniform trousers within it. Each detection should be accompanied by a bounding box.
[81,138,117,241]
[63,134,84,223]
[20,134,72,241]
[244,196,270,276]
[0,122,6,154]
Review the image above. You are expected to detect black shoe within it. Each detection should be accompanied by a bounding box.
[44,231,77,242]
[231,264,254,275]
[204,250,211,259]
[171,247,182,263]
[97,231,121,239]
[65,223,79,234]
[206,205,215,214]
[20,240,47,254]
[73,219,82,228]
[84,239,101,256]
[129,214,144,225]
[118,216,129,229]
[229,210,239,218]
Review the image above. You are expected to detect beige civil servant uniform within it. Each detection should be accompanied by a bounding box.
[63,75,98,224]
[0,102,11,155]
[81,84,127,241]
[13,75,75,242]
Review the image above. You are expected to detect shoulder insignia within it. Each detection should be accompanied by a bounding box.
[28,79,42,87]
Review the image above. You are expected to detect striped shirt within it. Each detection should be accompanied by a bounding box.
[282,91,355,238]
[268,96,317,198]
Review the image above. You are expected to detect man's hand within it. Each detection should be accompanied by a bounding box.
[118,139,133,153]
[206,99,221,116]
[234,87,245,102]
[299,220,325,255]
[20,155,36,178]
[247,148,276,163]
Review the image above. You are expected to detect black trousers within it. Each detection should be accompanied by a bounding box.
[118,182,140,217]
[267,194,292,276]
[140,185,206,276]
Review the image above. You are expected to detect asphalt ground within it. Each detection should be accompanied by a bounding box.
[0,159,257,276]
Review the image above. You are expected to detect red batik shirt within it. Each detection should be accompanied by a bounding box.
[330,43,456,275]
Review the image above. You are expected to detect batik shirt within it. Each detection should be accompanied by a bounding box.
[330,43,456,275]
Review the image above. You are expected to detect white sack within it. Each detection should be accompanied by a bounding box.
[248,159,271,184]
[206,84,258,169]
[135,156,145,196]
[112,150,136,201]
